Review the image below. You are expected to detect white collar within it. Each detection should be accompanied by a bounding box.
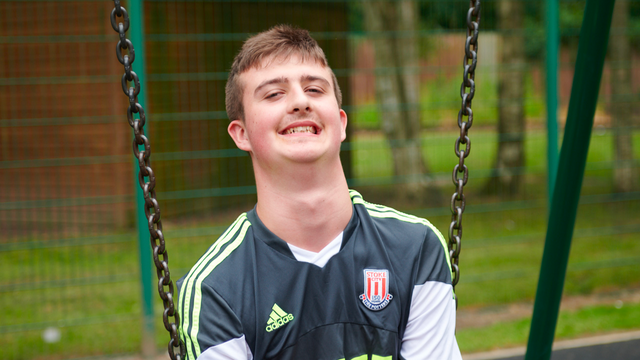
[287,232,343,268]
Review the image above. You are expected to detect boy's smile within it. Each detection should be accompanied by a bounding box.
[227,55,347,168]
[281,124,318,135]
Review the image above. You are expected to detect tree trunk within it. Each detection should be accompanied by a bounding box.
[609,0,636,192]
[485,0,526,197]
[363,0,438,205]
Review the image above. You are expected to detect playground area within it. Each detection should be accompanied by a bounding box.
[1,0,639,359]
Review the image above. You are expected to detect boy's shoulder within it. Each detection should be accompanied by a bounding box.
[349,189,453,286]
[177,212,253,289]
[349,190,446,242]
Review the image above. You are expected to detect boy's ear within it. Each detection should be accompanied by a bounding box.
[339,109,348,142]
[227,120,252,152]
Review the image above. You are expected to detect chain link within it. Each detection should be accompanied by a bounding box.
[450,0,480,304]
[111,2,185,359]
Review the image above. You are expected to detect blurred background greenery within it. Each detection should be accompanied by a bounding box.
[1,0,639,358]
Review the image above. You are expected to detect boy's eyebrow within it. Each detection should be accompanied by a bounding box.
[254,76,288,95]
[300,74,331,87]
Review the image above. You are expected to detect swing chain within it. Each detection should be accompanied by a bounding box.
[111,2,185,359]
[449,0,480,293]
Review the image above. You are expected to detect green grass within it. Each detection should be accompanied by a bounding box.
[368,128,639,170]
[352,69,547,130]
[419,69,500,128]
[458,301,640,353]
[2,128,639,358]
[5,318,141,360]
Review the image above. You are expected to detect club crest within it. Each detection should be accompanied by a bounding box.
[359,269,393,311]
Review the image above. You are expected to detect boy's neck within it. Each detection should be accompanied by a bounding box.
[254,161,352,253]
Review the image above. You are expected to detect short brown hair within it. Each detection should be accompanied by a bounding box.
[225,25,342,121]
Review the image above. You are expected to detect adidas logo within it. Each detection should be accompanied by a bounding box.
[265,304,294,332]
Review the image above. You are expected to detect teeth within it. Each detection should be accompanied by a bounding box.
[283,126,316,135]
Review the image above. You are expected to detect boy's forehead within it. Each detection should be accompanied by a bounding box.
[255,53,324,70]
[241,55,328,82]
[238,54,331,93]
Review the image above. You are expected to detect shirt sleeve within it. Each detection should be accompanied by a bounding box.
[178,279,252,360]
[400,282,461,360]
[198,335,253,360]
[400,225,462,359]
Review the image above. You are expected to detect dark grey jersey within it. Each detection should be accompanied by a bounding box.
[177,190,461,360]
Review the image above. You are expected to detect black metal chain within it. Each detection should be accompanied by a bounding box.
[449,0,480,302]
[110,2,185,359]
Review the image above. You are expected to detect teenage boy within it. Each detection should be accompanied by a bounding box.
[177,25,461,360]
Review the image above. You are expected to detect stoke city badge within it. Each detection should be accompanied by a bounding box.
[359,269,393,311]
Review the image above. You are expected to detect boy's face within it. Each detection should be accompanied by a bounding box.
[227,55,347,168]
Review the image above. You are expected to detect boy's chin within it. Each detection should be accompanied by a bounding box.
[281,149,331,165]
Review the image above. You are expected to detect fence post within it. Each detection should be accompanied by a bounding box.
[525,1,615,359]
[128,0,156,356]
[545,0,559,203]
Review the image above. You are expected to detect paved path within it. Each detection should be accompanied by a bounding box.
[464,330,640,360]
[547,338,640,360]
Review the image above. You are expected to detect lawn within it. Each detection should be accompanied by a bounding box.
[457,301,640,353]
[352,67,547,130]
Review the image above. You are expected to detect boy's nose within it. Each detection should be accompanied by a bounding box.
[289,88,311,114]
[293,105,311,113]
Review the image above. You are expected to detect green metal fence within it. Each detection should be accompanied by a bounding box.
[1,0,639,358]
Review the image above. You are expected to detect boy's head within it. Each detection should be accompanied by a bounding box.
[225,25,342,121]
